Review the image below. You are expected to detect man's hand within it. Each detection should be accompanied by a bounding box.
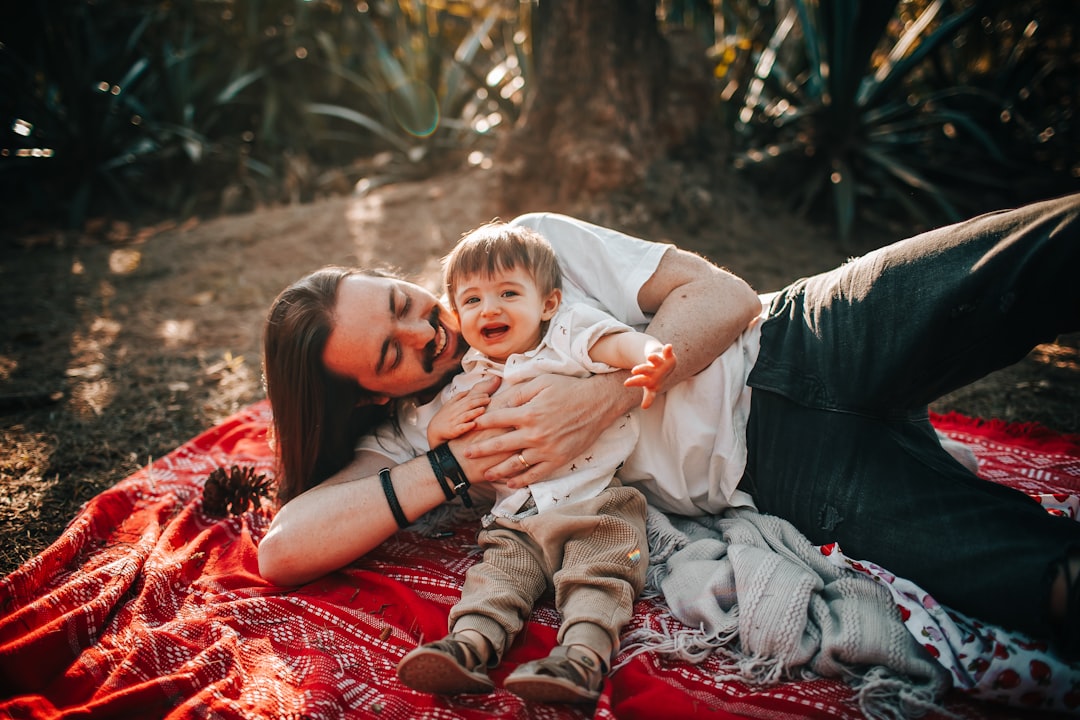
[461,372,636,488]
[625,343,677,409]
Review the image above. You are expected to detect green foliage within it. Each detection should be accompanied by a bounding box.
[7,0,1075,238]
[707,0,1080,239]
[0,0,527,230]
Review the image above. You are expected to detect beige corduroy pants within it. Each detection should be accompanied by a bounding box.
[449,482,648,664]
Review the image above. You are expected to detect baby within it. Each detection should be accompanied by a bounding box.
[395,221,675,703]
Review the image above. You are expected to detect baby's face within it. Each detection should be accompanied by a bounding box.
[452,266,560,362]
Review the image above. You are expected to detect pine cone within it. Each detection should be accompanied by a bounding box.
[202,465,272,517]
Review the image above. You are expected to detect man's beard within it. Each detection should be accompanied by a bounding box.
[421,306,441,373]
[421,304,467,376]
[417,314,465,404]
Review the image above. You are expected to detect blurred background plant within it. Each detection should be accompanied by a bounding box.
[0,0,527,232]
[1,0,1076,240]
[704,0,1080,239]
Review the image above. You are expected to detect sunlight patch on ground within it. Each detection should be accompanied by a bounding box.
[66,315,122,419]
[160,319,196,348]
[70,379,115,417]
[345,182,460,278]
[109,248,142,275]
[201,351,260,426]
[90,317,121,340]
[345,193,388,268]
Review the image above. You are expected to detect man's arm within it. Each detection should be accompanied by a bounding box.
[465,246,762,487]
[258,432,507,586]
[637,246,761,381]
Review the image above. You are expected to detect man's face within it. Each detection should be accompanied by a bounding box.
[322,275,466,399]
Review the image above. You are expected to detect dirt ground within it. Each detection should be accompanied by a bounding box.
[2,165,1078,577]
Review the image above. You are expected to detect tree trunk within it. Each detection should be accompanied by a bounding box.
[498,0,708,217]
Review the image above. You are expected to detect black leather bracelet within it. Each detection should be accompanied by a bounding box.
[432,443,473,508]
[426,449,455,501]
[379,467,409,529]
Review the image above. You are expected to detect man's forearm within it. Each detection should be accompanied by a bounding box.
[639,251,761,389]
[587,368,640,422]
[645,279,757,383]
[258,450,456,586]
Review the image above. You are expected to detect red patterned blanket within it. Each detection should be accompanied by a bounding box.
[1,402,1077,719]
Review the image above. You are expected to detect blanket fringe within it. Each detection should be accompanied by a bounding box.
[618,623,952,720]
[616,621,733,669]
[716,652,786,687]
[852,666,959,720]
[618,617,805,690]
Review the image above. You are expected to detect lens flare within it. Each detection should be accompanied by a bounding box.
[389,80,439,138]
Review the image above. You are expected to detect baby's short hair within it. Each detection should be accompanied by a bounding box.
[443,222,562,310]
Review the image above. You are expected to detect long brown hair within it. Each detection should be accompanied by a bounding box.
[263,266,392,504]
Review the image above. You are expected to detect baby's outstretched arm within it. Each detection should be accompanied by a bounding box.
[590,331,678,409]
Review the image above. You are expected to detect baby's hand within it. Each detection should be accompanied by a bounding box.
[624,344,677,409]
[427,380,494,447]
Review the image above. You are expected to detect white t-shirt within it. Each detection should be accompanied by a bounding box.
[359,212,765,516]
[359,302,639,518]
[512,213,765,516]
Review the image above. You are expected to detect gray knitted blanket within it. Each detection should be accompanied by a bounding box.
[626,506,951,720]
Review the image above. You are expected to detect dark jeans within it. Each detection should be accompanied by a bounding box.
[740,193,1080,640]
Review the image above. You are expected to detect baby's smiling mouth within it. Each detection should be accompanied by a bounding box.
[481,324,510,341]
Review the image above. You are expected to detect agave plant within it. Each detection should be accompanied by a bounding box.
[0,0,217,227]
[298,0,528,179]
[1,0,529,229]
[725,0,1025,240]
